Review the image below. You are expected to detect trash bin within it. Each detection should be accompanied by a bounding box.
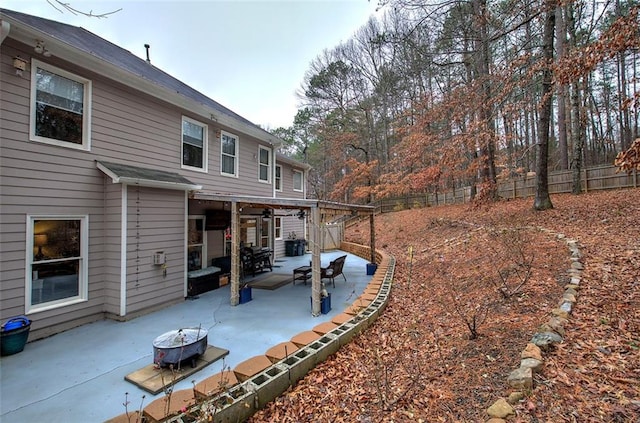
[285,240,296,256]
[285,239,306,256]
[366,263,378,275]
[1,316,32,356]
[296,240,306,256]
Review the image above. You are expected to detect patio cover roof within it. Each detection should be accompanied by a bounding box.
[97,161,203,191]
[190,192,375,218]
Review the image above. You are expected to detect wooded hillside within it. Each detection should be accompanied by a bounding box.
[273,1,639,207]
[250,188,639,422]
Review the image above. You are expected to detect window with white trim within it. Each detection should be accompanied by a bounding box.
[274,217,282,240]
[30,59,92,150]
[258,146,271,183]
[27,216,88,312]
[293,169,304,192]
[275,165,282,191]
[221,131,238,177]
[182,117,208,171]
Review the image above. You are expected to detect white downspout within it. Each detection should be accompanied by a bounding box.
[0,21,10,45]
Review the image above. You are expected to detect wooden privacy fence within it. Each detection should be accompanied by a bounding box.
[373,165,638,214]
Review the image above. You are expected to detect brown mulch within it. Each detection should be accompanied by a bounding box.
[249,189,640,422]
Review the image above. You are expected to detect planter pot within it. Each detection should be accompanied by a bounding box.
[239,286,252,304]
[366,263,378,275]
[310,293,331,314]
[1,316,32,356]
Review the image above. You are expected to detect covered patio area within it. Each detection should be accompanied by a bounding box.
[189,192,377,316]
[0,250,375,422]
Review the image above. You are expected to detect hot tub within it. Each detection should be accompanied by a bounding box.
[153,327,208,367]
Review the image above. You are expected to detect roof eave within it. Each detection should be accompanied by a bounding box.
[2,14,283,148]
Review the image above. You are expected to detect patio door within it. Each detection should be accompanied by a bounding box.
[240,218,257,247]
[187,216,205,271]
[259,217,271,249]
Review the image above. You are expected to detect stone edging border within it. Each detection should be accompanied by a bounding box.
[485,230,583,421]
[161,247,396,423]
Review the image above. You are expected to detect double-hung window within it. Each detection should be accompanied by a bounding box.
[30,60,91,150]
[27,216,88,312]
[293,169,304,192]
[221,131,238,177]
[258,146,271,183]
[274,217,283,240]
[182,117,207,171]
[275,165,282,191]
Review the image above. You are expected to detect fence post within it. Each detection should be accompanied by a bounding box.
[583,168,589,193]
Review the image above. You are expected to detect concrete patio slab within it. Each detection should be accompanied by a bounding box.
[0,251,372,422]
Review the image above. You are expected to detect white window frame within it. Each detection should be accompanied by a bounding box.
[293,169,304,192]
[220,130,239,177]
[275,165,282,191]
[26,215,89,313]
[258,145,271,183]
[274,216,283,240]
[30,59,92,151]
[181,116,208,172]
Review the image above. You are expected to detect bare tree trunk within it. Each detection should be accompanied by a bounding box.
[616,0,632,150]
[571,79,584,194]
[473,0,497,197]
[534,0,555,211]
[555,5,569,170]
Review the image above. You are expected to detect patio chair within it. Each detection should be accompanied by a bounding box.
[321,255,347,288]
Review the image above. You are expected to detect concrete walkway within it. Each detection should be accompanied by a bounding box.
[0,251,372,422]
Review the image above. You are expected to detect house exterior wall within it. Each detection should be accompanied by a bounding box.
[0,18,310,339]
[102,181,123,316]
[124,187,185,315]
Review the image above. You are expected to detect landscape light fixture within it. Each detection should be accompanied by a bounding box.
[34,40,51,57]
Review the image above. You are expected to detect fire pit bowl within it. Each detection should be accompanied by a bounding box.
[153,327,208,368]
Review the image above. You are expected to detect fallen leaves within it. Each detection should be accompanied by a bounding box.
[249,189,640,422]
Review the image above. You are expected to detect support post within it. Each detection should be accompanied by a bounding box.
[369,213,376,265]
[310,206,321,316]
[230,201,240,306]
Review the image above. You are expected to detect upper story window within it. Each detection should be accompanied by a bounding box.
[258,146,271,183]
[221,131,238,177]
[275,165,282,191]
[30,60,92,150]
[293,169,304,192]
[27,215,88,313]
[182,117,208,172]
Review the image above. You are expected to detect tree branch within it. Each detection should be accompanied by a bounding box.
[47,0,122,18]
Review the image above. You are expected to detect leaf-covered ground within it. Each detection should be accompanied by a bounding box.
[249,189,640,422]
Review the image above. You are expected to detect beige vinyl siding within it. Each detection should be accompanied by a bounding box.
[102,182,123,316]
[125,187,185,314]
[272,216,307,259]
[2,37,291,338]
[275,161,306,199]
[1,42,104,338]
